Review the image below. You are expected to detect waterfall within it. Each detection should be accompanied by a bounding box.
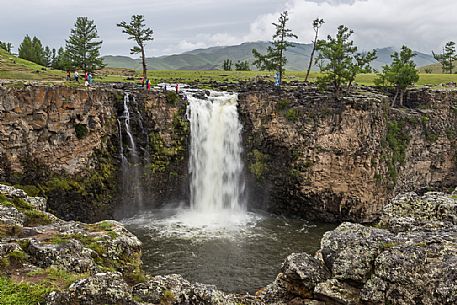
[186,91,246,214]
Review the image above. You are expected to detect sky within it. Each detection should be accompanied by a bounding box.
[0,0,456,57]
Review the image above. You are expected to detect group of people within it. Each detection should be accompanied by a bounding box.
[140,77,180,94]
[66,70,93,86]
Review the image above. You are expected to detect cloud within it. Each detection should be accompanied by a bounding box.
[0,0,455,56]
[180,0,457,53]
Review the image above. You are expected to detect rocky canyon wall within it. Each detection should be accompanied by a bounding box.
[0,83,189,222]
[239,87,457,223]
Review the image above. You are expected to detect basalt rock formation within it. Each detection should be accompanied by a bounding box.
[256,189,457,305]
[239,86,457,222]
[0,82,189,222]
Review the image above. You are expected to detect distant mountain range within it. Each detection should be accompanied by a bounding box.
[102,42,437,71]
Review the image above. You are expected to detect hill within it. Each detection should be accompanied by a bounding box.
[0,48,64,81]
[103,42,437,71]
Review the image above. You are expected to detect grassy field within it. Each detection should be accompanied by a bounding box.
[0,49,64,81]
[2,50,457,88]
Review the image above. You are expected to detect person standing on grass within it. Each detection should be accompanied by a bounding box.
[146,79,151,91]
[74,70,79,82]
[176,83,179,94]
[66,70,71,81]
[88,73,93,85]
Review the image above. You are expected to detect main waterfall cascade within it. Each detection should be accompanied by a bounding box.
[186,91,247,224]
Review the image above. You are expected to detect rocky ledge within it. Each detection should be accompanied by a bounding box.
[257,189,457,305]
[1,183,456,304]
[0,183,251,305]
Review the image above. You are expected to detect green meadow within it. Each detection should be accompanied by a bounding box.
[2,49,457,88]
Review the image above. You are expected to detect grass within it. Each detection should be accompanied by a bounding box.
[0,276,52,305]
[0,194,52,226]
[2,50,457,87]
[0,49,64,81]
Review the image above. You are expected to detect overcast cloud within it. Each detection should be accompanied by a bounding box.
[0,0,455,57]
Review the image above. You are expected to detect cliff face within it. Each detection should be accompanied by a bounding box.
[0,83,190,222]
[239,87,457,223]
[0,84,120,178]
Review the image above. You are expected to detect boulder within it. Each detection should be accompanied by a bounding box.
[46,272,136,305]
[25,238,96,273]
[276,252,331,298]
[314,279,361,305]
[320,222,397,283]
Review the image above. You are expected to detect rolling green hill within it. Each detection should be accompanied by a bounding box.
[103,42,437,71]
[0,48,64,80]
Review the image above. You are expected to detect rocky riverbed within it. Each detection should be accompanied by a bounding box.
[1,183,456,304]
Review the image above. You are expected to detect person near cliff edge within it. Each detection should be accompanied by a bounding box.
[74,70,79,82]
[88,73,93,85]
[146,79,151,91]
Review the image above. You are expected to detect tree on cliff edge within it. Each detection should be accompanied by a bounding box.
[117,15,154,84]
[315,25,377,97]
[66,17,104,72]
[252,11,298,86]
[375,46,419,107]
[305,18,324,83]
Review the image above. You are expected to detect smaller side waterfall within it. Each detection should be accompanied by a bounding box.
[118,92,144,211]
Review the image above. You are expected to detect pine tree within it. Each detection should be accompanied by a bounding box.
[223,59,232,71]
[52,47,72,71]
[235,60,250,71]
[315,25,376,96]
[117,15,154,83]
[0,41,13,53]
[305,18,324,82]
[43,46,53,67]
[252,11,298,85]
[18,35,33,60]
[375,46,419,107]
[18,35,46,65]
[433,41,456,74]
[66,17,104,72]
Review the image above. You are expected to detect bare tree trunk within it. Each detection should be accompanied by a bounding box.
[141,46,147,86]
[399,90,405,107]
[392,87,400,107]
[305,30,319,83]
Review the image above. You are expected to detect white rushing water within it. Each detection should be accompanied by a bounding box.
[187,91,245,212]
[181,91,248,228]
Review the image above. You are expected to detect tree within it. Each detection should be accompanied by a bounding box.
[117,15,154,82]
[252,11,298,85]
[43,46,53,67]
[0,41,13,53]
[223,59,232,71]
[315,25,377,96]
[52,47,72,71]
[433,41,456,74]
[18,35,46,65]
[305,18,324,82]
[66,17,104,72]
[375,46,419,107]
[235,60,250,71]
